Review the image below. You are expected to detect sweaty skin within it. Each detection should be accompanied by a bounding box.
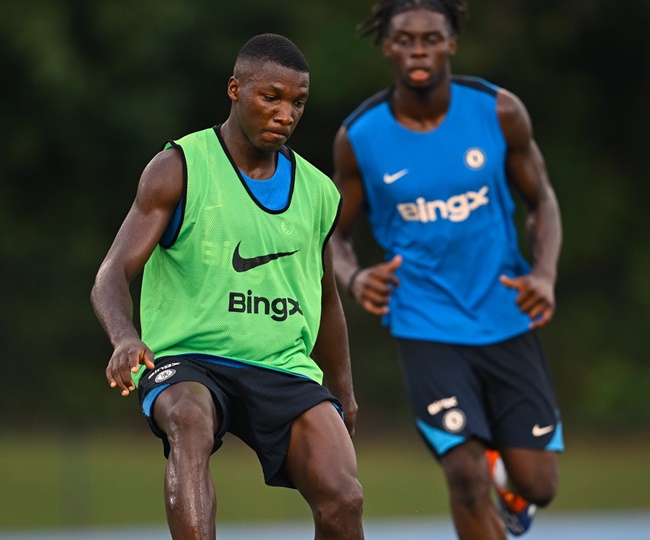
[92,35,364,540]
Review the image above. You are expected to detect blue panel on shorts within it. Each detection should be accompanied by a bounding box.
[142,384,170,416]
[545,420,565,451]
[416,418,466,455]
[332,400,344,421]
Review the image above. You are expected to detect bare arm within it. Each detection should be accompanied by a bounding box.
[330,126,402,316]
[497,89,563,328]
[312,242,358,436]
[90,148,184,395]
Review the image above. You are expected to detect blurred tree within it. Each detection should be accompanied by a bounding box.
[1,0,648,431]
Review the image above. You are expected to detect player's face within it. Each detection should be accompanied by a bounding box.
[383,8,457,91]
[228,61,309,153]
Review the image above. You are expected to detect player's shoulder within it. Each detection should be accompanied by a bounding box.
[452,75,525,113]
[448,76,533,146]
[168,126,217,149]
[145,145,184,178]
[291,148,340,211]
[452,75,531,129]
[137,146,184,206]
[342,87,393,130]
[452,75,501,97]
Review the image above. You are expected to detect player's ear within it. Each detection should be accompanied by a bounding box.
[227,76,240,101]
[448,36,458,56]
[382,38,391,58]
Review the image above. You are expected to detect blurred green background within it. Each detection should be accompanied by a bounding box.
[1,0,649,529]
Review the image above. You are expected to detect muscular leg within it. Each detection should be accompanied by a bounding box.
[153,381,219,540]
[440,439,506,540]
[285,401,364,540]
[500,447,558,507]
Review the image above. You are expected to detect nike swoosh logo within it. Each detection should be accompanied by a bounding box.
[383,169,409,184]
[532,424,555,437]
[232,241,298,272]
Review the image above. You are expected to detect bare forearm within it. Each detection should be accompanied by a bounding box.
[91,271,140,348]
[330,232,362,292]
[313,297,354,401]
[527,191,562,281]
[314,297,358,435]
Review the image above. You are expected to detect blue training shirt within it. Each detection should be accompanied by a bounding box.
[344,76,532,345]
[240,152,292,211]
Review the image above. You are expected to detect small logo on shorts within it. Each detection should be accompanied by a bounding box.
[154,369,176,383]
[532,424,554,437]
[148,361,181,381]
[443,409,466,433]
[427,396,458,416]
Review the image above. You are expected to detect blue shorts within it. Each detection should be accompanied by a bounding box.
[396,331,564,459]
[137,354,341,488]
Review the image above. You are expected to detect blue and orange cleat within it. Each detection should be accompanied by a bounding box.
[486,449,537,536]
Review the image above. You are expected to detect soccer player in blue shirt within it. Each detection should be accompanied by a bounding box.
[331,1,563,538]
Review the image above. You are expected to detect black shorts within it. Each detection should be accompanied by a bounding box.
[137,355,341,488]
[396,331,563,459]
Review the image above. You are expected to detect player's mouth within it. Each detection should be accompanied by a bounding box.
[408,67,431,83]
[264,130,290,141]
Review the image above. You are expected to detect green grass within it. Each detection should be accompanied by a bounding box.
[2,428,649,529]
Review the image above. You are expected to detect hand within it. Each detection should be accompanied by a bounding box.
[350,255,402,316]
[500,273,555,329]
[105,338,155,396]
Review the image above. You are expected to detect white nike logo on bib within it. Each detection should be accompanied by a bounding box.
[383,169,408,184]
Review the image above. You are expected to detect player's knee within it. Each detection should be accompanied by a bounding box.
[333,478,364,518]
[516,470,558,508]
[508,455,559,507]
[313,478,364,533]
[162,396,216,452]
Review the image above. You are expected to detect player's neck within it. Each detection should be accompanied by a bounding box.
[392,80,451,133]
[220,120,278,178]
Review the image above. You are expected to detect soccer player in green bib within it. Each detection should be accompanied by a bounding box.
[91,34,364,540]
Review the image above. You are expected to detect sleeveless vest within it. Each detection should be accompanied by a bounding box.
[140,126,340,382]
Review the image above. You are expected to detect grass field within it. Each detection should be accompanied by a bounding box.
[2,428,649,529]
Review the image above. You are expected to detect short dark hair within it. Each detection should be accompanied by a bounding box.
[235,33,309,73]
[359,0,468,45]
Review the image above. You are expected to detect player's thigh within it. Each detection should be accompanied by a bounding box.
[285,401,359,502]
[484,332,563,452]
[396,338,492,457]
[500,447,558,504]
[440,438,491,489]
[153,380,220,437]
